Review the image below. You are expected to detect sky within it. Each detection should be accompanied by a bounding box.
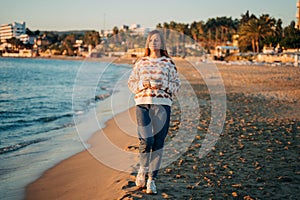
[0,0,298,31]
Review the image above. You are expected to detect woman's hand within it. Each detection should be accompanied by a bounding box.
[143,80,162,89]
[143,80,151,88]
[150,80,162,89]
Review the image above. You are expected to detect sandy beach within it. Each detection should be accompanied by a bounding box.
[25,58,300,199]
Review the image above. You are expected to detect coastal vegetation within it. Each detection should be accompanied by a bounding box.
[157,11,300,53]
[1,11,300,57]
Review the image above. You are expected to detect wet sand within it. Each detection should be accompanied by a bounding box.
[25,58,300,199]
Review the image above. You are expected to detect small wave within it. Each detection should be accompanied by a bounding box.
[0,138,48,154]
[0,99,12,103]
[61,123,74,128]
[75,110,84,115]
[36,113,73,123]
[95,93,111,101]
[0,113,74,132]
[100,86,109,90]
[0,110,27,117]
[0,123,32,132]
[19,113,73,124]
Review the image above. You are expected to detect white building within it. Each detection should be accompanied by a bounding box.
[100,24,151,39]
[0,21,26,43]
[128,24,151,37]
[100,29,113,37]
[19,33,35,45]
[131,27,151,37]
[120,25,129,31]
[130,24,141,30]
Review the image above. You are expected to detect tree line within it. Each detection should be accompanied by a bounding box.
[156,11,300,53]
[2,10,300,56]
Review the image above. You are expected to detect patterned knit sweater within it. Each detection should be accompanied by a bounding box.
[128,56,181,106]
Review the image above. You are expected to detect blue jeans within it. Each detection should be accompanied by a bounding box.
[136,104,171,179]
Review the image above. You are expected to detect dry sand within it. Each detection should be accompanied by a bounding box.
[25,58,300,199]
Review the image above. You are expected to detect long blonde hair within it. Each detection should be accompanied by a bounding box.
[143,29,170,58]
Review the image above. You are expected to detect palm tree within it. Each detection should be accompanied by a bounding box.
[63,34,76,56]
[190,21,205,44]
[162,21,179,56]
[112,26,119,44]
[196,21,205,42]
[83,31,100,47]
[190,21,199,42]
[175,23,189,56]
[281,21,300,49]
[239,15,276,52]
[205,18,216,44]
[239,18,260,52]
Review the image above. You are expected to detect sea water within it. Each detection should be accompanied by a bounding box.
[0,57,134,200]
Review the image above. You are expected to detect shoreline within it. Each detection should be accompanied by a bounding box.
[25,59,300,199]
[25,106,138,200]
[1,55,298,67]
[24,57,137,200]
[0,55,136,65]
[0,56,135,200]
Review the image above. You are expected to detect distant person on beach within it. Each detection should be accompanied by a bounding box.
[128,29,181,194]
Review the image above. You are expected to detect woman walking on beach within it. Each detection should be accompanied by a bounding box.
[128,29,181,194]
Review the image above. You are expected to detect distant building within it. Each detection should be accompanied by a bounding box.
[19,33,35,45]
[128,24,151,36]
[130,27,151,37]
[128,24,151,37]
[100,24,151,38]
[130,24,141,30]
[0,21,26,43]
[100,29,113,37]
[213,45,239,61]
[120,25,129,31]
